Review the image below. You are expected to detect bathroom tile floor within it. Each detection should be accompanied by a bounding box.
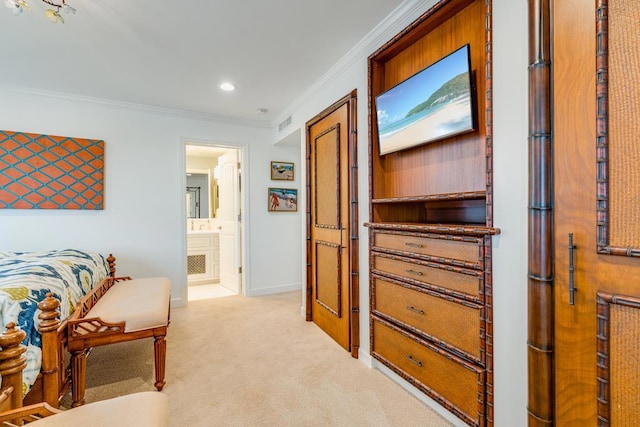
[188,283,236,301]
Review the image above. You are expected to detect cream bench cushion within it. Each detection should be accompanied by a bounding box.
[29,392,169,427]
[87,277,171,333]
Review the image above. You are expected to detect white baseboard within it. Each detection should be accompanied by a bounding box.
[357,351,373,367]
[170,295,186,307]
[244,282,302,297]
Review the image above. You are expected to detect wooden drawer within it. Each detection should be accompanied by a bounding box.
[372,276,483,363]
[372,317,485,426]
[372,252,483,300]
[372,230,483,268]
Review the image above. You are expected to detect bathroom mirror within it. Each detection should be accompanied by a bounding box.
[186,171,217,218]
[186,144,226,219]
[186,186,201,218]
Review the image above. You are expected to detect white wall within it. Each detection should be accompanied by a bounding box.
[492,0,528,424]
[275,0,529,424]
[0,88,303,304]
[246,142,302,296]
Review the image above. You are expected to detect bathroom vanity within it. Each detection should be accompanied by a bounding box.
[187,230,220,284]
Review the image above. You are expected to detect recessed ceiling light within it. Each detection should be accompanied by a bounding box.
[220,82,236,92]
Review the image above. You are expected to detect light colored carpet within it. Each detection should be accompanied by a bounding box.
[67,291,453,426]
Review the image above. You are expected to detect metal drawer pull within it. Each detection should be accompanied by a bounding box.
[405,242,424,248]
[405,355,423,367]
[406,305,425,315]
[568,233,576,306]
[405,269,423,276]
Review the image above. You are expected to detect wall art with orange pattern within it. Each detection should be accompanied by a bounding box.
[0,130,104,210]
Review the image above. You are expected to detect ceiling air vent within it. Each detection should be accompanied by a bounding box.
[278,115,292,132]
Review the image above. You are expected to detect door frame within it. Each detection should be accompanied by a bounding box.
[305,90,359,358]
[182,139,248,300]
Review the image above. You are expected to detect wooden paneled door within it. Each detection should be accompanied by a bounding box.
[552,0,640,424]
[306,91,359,356]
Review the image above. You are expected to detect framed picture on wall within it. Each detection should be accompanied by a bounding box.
[268,187,297,212]
[270,161,294,181]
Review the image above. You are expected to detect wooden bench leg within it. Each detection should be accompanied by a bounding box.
[71,350,87,407]
[153,334,166,391]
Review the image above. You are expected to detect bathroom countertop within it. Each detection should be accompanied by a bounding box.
[187,229,220,234]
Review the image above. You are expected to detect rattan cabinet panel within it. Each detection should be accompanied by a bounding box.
[372,252,483,301]
[372,317,485,425]
[372,275,483,362]
[373,231,483,267]
[367,225,493,426]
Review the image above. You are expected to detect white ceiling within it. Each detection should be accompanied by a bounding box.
[0,0,406,127]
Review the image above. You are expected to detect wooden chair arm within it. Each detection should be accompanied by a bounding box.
[67,317,126,350]
[113,276,132,282]
[0,387,14,413]
[0,401,61,424]
[69,278,116,321]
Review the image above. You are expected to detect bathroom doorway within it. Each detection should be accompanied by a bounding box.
[185,142,243,300]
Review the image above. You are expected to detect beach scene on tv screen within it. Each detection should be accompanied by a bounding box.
[376,45,473,155]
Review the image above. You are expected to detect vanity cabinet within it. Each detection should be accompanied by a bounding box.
[366,1,497,425]
[187,233,220,284]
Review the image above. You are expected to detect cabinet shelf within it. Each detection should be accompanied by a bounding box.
[371,191,486,204]
[365,222,500,236]
[370,193,490,226]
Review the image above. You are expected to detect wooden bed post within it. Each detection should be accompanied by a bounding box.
[37,294,61,409]
[0,323,27,410]
[107,254,116,278]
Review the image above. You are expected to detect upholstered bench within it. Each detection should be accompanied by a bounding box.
[67,277,171,407]
[0,391,169,426]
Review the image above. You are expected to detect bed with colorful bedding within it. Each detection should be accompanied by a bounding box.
[0,249,111,407]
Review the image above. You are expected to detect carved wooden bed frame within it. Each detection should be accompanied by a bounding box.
[0,254,118,411]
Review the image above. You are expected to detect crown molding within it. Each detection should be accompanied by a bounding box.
[1,84,271,129]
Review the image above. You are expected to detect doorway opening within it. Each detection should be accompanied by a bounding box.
[184,142,244,301]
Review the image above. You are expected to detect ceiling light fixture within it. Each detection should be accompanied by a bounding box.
[5,0,76,23]
[220,82,236,92]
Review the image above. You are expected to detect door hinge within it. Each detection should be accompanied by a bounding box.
[238,266,242,274]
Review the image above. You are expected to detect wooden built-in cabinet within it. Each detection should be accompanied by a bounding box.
[365,1,497,426]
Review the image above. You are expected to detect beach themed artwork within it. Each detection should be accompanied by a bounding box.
[375,44,475,155]
[268,187,297,212]
[271,161,294,181]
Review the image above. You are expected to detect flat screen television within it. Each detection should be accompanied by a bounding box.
[375,44,475,156]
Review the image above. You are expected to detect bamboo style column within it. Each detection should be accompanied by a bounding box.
[528,0,554,425]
